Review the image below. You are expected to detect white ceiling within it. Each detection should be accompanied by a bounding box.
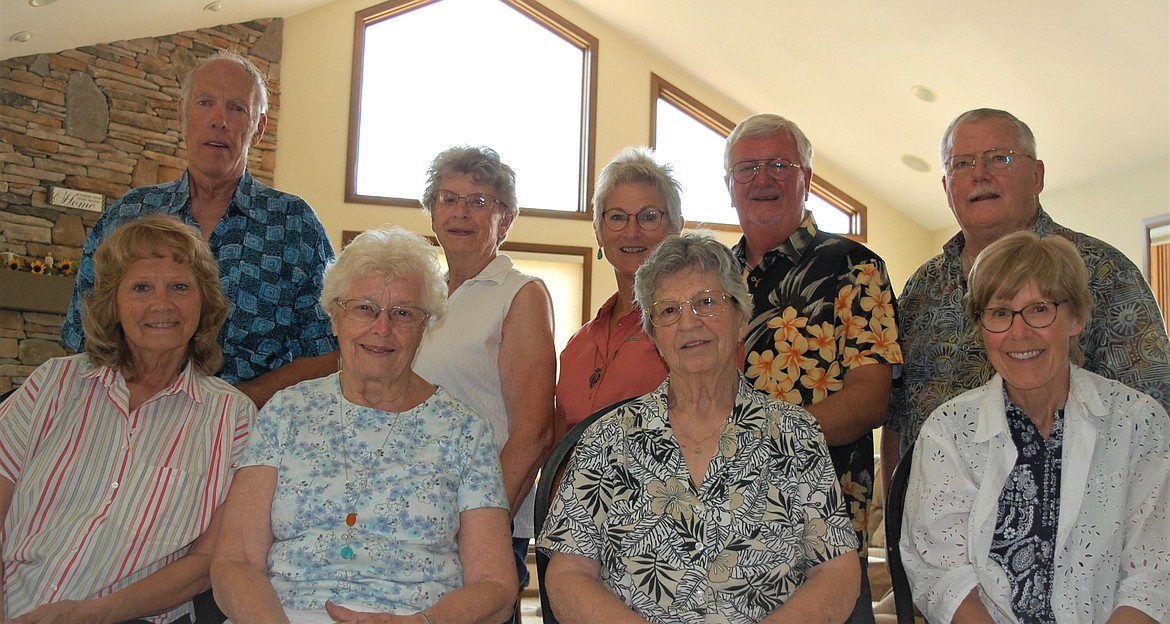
[3,0,1167,232]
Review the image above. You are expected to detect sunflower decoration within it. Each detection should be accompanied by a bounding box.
[5,257,22,272]
[28,259,47,275]
[53,258,77,277]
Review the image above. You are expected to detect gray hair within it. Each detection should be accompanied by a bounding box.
[180,49,269,115]
[724,113,814,171]
[320,226,447,327]
[592,146,684,234]
[940,108,1037,164]
[633,231,753,337]
[420,146,519,245]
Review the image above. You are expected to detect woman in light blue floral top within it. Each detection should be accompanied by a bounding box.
[211,227,516,624]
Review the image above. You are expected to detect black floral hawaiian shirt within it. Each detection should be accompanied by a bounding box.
[733,212,903,551]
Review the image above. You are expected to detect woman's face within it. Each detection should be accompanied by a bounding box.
[334,275,428,385]
[430,171,512,261]
[116,254,202,367]
[650,267,746,379]
[596,182,674,281]
[981,280,1084,405]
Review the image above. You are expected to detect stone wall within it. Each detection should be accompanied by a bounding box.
[0,18,282,394]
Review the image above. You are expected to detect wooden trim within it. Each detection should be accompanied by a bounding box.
[810,175,867,242]
[649,73,736,143]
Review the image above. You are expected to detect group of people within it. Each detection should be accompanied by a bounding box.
[0,48,1165,624]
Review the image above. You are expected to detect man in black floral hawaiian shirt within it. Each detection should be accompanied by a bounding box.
[725,113,903,624]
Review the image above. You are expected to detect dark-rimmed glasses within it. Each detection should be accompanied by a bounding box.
[649,290,732,327]
[944,149,1034,177]
[335,299,428,327]
[729,158,803,184]
[601,209,665,232]
[976,300,1067,333]
[434,190,502,210]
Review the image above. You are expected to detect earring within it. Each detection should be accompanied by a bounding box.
[596,248,603,260]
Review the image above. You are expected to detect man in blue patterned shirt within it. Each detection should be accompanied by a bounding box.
[884,108,1170,489]
[62,51,338,408]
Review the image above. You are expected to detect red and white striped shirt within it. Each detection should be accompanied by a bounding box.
[0,354,254,622]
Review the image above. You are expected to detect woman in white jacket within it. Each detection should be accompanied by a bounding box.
[900,230,1169,624]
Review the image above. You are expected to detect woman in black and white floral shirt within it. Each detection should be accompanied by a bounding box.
[538,232,860,624]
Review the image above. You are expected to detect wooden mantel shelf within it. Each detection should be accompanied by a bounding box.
[0,270,75,314]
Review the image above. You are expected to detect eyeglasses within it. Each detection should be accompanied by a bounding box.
[944,149,1034,177]
[976,299,1067,333]
[649,290,732,327]
[335,299,428,327]
[434,190,503,210]
[728,158,803,184]
[601,208,666,232]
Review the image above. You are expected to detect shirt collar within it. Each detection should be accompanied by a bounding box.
[944,206,1054,262]
[177,169,254,219]
[734,209,819,268]
[84,358,204,404]
[451,254,514,286]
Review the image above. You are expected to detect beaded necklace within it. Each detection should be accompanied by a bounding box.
[334,375,399,561]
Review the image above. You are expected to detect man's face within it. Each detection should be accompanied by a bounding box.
[725,132,810,248]
[179,60,267,185]
[942,118,1044,246]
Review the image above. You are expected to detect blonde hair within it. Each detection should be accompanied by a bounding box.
[967,230,1091,365]
[84,214,228,378]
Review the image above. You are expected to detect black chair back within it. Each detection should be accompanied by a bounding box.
[884,442,918,624]
[533,398,634,624]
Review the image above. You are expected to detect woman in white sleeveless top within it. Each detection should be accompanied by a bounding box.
[413,146,556,594]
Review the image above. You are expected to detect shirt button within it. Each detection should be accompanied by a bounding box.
[111,482,119,489]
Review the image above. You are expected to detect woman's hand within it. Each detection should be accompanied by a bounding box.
[323,602,426,623]
[4,599,108,624]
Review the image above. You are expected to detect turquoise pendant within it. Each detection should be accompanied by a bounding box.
[341,545,355,559]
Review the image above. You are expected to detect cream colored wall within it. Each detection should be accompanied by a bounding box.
[276,0,937,312]
[1044,160,1169,266]
[925,160,1170,274]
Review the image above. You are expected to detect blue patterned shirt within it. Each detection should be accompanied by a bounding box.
[61,171,338,384]
[888,208,1170,454]
[243,374,507,612]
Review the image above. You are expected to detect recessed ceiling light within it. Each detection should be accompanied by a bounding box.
[28,0,59,6]
[910,85,938,103]
[205,1,224,11]
[901,154,931,173]
[10,31,33,43]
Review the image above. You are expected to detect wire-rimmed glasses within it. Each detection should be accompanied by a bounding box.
[335,299,428,327]
[649,290,732,327]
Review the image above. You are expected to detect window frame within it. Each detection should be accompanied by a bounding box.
[649,73,868,241]
[345,0,598,220]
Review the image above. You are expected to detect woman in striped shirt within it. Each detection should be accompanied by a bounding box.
[0,214,255,623]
